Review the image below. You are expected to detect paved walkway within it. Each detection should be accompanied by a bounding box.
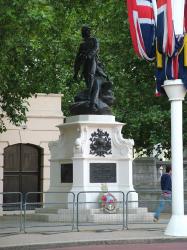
[43,242,187,250]
[0,224,187,250]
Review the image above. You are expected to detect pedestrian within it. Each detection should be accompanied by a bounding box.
[153,165,172,222]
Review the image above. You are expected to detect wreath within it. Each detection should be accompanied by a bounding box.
[99,192,117,213]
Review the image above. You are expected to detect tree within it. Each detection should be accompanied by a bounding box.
[0,0,56,131]
[1,0,181,158]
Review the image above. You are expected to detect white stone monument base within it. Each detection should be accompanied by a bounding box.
[47,115,138,207]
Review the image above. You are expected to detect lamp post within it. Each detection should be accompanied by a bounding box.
[163,0,187,237]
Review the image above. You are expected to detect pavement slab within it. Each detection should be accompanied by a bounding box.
[0,226,187,250]
[43,242,187,250]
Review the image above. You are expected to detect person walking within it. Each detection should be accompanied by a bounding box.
[153,165,172,222]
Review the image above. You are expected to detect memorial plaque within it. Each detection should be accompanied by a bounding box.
[90,163,116,183]
[61,164,73,183]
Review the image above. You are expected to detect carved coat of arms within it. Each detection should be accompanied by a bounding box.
[89,129,112,157]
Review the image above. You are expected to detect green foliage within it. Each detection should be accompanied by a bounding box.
[1,0,182,158]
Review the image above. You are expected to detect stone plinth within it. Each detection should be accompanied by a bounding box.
[47,115,138,206]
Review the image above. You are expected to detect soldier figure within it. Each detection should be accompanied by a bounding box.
[73,26,99,111]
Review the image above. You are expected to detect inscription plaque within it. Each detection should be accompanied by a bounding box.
[61,164,73,183]
[90,163,116,183]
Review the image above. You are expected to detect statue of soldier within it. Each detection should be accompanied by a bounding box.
[73,25,99,111]
[71,26,114,115]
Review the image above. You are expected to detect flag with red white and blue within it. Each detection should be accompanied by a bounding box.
[156,0,175,56]
[127,0,156,61]
[156,35,184,94]
[126,0,187,96]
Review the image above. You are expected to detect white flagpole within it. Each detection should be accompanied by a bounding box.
[163,0,187,236]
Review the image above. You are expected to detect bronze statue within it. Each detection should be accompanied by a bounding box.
[70,26,114,115]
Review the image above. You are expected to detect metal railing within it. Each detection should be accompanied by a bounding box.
[0,189,181,233]
[0,192,23,233]
[126,190,171,229]
[23,191,75,233]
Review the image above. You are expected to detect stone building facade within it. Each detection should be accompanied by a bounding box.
[0,94,64,209]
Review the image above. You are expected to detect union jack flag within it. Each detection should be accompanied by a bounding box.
[156,36,184,95]
[155,0,185,95]
[156,0,175,57]
[126,0,187,96]
[127,0,157,61]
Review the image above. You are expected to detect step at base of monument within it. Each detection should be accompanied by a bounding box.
[90,207,148,214]
[88,213,154,224]
[34,207,148,214]
[35,207,73,214]
[27,207,154,223]
[26,213,74,222]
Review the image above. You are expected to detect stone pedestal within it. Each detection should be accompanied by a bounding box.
[47,115,137,206]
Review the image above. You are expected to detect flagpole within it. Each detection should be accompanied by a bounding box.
[163,0,187,237]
